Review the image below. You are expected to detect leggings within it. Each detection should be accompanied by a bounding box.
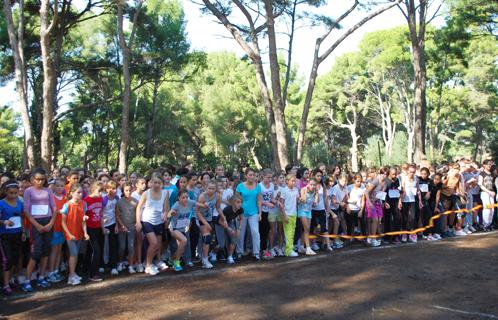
[118,228,136,260]
[345,210,359,236]
[104,224,118,269]
[384,201,401,235]
[402,202,416,230]
[259,212,270,251]
[0,233,22,271]
[30,217,52,262]
[87,227,104,277]
[189,218,200,258]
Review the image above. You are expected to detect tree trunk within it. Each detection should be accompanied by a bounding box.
[3,0,36,169]
[264,0,289,169]
[350,131,359,173]
[145,78,160,158]
[39,0,58,170]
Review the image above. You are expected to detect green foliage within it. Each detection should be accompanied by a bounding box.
[0,106,23,171]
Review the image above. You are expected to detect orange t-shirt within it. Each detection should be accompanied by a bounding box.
[53,195,66,233]
[62,201,86,241]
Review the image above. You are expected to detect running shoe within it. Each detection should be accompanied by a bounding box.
[262,251,273,260]
[117,262,124,272]
[173,260,183,272]
[186,261,194,267]
[36,278,50,288]
[401,234,408,242]
[98,267,105,273]
[254,254,261,261]
[227,256,235,265]
[311,243,320,251]
[202,259,213,269]
[410,234,418,243]
[433,233,442,240]
[88,276,103,282]
[110,268,119,276]
[21,281,33,293]
[305,247,316,256]
[287,250,299,257]
[67,276,81,286]
[463,227,472,235]
[297,245,306,254]
[334,241,344,249]
[277,248,285,257]
[325,245,334,252]
[145,265,159,276]
[128,265,136,274]
[209,252,217,263]
[47,272,62,283]
[136,263,145,273]
[454,229,467,236]
[372,239,381,247]
[269,248,276,257]
[155,261,168,271]
[2,285,13,296]
[427,235,436,241]
[468,225,477,232]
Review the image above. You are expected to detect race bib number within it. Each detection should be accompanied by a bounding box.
[375,191,387,201]
[388,189,400,199]
[32,205,49,216]
[6,216,21,229]
[419,184,429,193]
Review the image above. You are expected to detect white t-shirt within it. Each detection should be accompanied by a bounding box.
[348,186,365,211]
[331,184,348,210]
[279,186,299,216]
[259,182,275,213]
[103,197,117,227]
[402,178,418,203]
[220,188,233,211]
[314,184,326,211]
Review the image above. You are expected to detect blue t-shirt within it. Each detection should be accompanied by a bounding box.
[163,184,178,205]
[169,199,196,231]
[236,183,261,217]
[0,199,23,234]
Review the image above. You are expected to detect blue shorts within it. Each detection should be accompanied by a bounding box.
[51,231,65,246]
[142,221,164,236]
[298,210,312,219]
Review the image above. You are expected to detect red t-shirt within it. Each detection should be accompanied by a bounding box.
[84,196,103,229]
[62,201,86,241]
[53,195,66,233]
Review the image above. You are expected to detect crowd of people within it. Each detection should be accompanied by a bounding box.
[0,158,497,296]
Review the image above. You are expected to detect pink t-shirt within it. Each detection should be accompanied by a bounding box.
[23,187,56,219]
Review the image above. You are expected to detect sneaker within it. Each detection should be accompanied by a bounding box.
[117,262,124,272]
[2,285,13,296]
[145,265,159,276]
[202,259,213,269]
[372,239,381,247]
[401,234,408,242]
[36,278,50,288]
[454,229,467,236]
[47,272,62,283]
[334,241,344,249]
[427,235,436,241]
[110,268,119,276]
[325,245,334,252]
[136,263,145,273]
[468,225,477,232]
[269,248,276,257]
[254,254,261,261]
[209,252,217,263]
[433,233,442,240]
[227,256,235,265]
[305,247,316,256]
[186,261,194,267]
[297,246,306,254]
[463,227,472,235]
[173,260,183,272]
[277,248,285,257]
[98,267,105,273]
[67,276,81,286]
[409,234,418,243]
[262,251,273,260]
[393,237,401,244]
[421,234,428,240]
[59,262,67,272]
[287,250,299,257]
[21,281,33,292]
[89,276,103,282]
[128,265,136,274]
[311,243,320,251]
[155,261,168,271]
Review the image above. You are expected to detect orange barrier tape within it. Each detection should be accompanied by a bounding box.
[309,203,498,240]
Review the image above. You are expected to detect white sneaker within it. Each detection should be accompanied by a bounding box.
[269,248,276,257]
[427,235,436,241]
[401,234,407,242]
[468,225,477,232]
[110,268,119,276]
[202,259,213,269]
[99,267,105,273]
[67,276,81,286]
[155,261,168,271]
[277,248,285,257]
[298,245,306,254]
[209,252,217,263]
[287,250,299,257]
[433,233,442,240]
[136,263,145,273]
[373,239,381,247]
[145,265,159,276]
[227,256,235,265]
[463,227,472,234]
[334,241,344,249]
[305,247,316,256]
[311,243,320,251]
[128,265,136,274]
[455,229,467,236]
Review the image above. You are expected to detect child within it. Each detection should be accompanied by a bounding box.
[259,169,275,260]
[83,181,105,282]
[222,194,244,264]
[384,168,402,243]
[102,181,119,275]
[346,174,365,240]
[279,174,299,257]
[312,169,335,251]
[61,184,90,286]
[131,177,146,272]
[65,170,80,196]
[116,182,138,274]
[297,178,318,255]
[330,174,349,248]
[47,179,66,283]
[196,181,222,269]
[268,173,285,257]
[167,190,198,271]
[22,168,57,292]
[398,165,423,243]
[136,175,170,276]
[365,167,387,247]
[0,181,23,296]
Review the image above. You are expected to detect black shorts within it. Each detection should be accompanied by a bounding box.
[142,221,164,236]
[311,209,327,233]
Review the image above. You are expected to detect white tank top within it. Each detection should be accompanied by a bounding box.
[314,184,326,211]
[402,178,417,203]
[142,189,168,225]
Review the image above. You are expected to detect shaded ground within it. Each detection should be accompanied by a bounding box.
[1,232,498,320]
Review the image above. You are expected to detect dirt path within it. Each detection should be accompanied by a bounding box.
[2,232,498,320]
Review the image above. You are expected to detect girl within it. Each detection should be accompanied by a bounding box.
[0,181,23,296]
[102,181,119,275]
[83,181,105,282]
[163,170,178,205]
[116,182,138,274]
[222,194,244,264]
[418,167,436,240]
[440,163,466,236]
[398,165,423,242]
[22,168,57,292]
[196,181,222,268]
[259,169,275,260]
[136,175,170,276]
[296,168,310,190]
[279,174,299,257]
[167,190,200,271]
[346,174,365,241]
[311,169,335,251]
[478,160,495,231]
[330,174,349,248]
[384,168,402,243]
[131,176,146,272]
[47,179,66,283]
[61,184,90,286]
[297,178,318,255]
[268,173,285,257]
[236,168,262,261]
[364,167,387,247]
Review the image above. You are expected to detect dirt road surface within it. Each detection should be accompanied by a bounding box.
[1,232,498,320]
